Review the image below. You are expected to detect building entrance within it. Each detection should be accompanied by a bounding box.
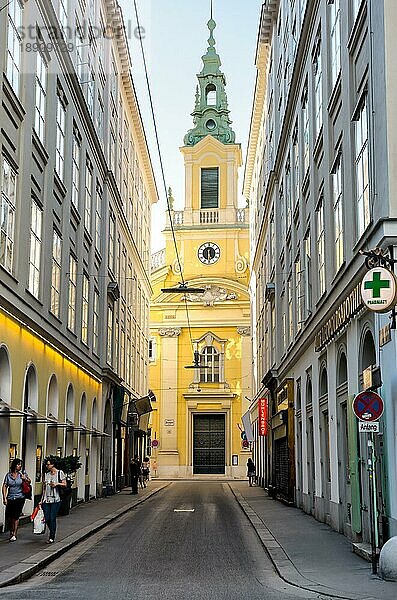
[193,414,225,474]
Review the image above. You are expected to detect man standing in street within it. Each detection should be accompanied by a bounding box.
[129,458,140,495]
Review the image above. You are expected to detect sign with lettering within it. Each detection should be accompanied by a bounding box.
[359,421,380,433]
[258,397,268,436]
[315,285,363,351]
[164,419,175,426]
[361,267,397,313]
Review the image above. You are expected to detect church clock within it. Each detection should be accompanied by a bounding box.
[198,242,221,265]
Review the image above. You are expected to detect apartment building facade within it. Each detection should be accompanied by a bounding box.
[245,0,397,547]
[0,0,157,517]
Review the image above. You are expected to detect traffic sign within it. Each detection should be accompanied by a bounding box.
[352,391,384,422]
[151,439,159,448]
[361,267,397,313]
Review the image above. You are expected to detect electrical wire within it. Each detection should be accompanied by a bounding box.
[133,0,196,360]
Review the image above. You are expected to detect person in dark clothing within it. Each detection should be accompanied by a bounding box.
[247,458,256,487]
[129,459,140,495]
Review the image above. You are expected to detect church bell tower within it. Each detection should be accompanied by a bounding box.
[149,14,251,479]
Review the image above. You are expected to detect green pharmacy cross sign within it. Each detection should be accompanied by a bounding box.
[361,267,397,313]
[364,271,390,298]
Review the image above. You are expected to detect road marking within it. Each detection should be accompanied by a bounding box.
[173,508,195,512]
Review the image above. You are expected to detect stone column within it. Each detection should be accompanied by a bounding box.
[158,327,181,476]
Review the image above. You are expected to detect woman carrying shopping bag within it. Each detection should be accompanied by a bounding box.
[2,458,31,541]
[41,458,66,544]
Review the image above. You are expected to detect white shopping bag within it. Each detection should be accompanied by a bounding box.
[33,507,45,534]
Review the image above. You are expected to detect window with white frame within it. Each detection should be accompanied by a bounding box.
[71,133,80,208]
[108,210,115,272]
[148,338,156,362]
[0,158,17,273]
[107,304,113,364]
[354,95,370,237]
[59,0,68,31]
[81,273,89,345]
[295,255,303,331]
[76,20,84,84]
[6,0,22,95]
[293,123,299,206]
[285,162,292,231]
[304,229,312,314]
[84,160,93,231]
[199,346,220,383]
[34,51,47,143]
[352,0,361,22]
[316,198,325,297]
[55,95,66,180]
[68,254,77,331]
[332,153,344,272]
[313,39,322,139]
[28,199,42,298]
[87,71,95,117]
[270,301,276,363]
[50,230,62,317]
[95,185,102,251]
[329,0,341,88]
[97,91,104,141]
[93,288,99,355]
[302,85,309,174]
[288,276,293,342]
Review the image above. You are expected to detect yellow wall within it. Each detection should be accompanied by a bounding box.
[149,135,251,478]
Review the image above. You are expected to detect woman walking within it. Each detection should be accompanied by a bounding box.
[2,458,31,541]
[247,458,256,487]
[41,458,66,543]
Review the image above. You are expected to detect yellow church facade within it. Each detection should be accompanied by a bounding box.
[149,17,251,479]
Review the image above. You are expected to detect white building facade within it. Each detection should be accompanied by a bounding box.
[0,0,157,517]
[245,0,397,548]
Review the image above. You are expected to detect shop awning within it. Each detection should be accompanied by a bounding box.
[0,399,26,417]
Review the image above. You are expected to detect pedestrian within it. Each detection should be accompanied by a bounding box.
[2,458,31,541]
[41,458,67,544]
[142,457,150,486]
[135,456,145,489]
[129,458,140,495]
[247,458,256,487]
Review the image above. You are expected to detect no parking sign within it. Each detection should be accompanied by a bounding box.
[352,391,384,422]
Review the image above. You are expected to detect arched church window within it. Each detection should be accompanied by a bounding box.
[205,84,217,106]
[200,346,219,383]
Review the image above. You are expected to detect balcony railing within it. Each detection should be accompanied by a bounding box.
[151,248,166,272]
[168,207,248,227]
[200,210,219,224]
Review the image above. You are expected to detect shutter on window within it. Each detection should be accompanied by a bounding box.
[201,168,219,208]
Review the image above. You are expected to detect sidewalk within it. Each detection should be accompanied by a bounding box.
[230,482,397,600]
[0,482,169,588]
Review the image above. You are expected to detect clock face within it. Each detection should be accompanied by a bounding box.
[198,242,221,265]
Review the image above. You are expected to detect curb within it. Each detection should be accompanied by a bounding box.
[228,484,376,600]
[0,483,170,588]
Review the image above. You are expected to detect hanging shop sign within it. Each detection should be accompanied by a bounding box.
[258,397,268,436]
[352,391,384,422]
[361,267,397,313]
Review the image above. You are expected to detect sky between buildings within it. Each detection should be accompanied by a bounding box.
[118,0,263,252]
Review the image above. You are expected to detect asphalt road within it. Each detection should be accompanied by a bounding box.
[0,482,334,600]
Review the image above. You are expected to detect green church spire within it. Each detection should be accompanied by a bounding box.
[184,14,236,147]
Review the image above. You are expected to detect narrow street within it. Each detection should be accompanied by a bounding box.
[0,483,333,600]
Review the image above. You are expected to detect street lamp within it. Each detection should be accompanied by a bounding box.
[161,282,205,293]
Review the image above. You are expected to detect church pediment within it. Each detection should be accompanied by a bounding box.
[185,284,237,306]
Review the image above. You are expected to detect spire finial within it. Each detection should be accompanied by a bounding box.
[210,0,213,20]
